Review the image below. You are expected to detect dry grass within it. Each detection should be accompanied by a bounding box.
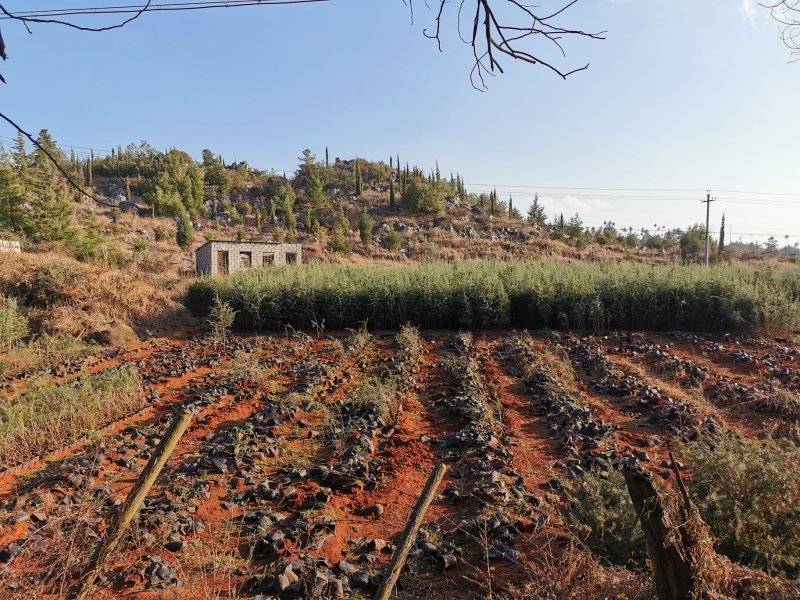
[0,333,96,379]
[0,366,143,465]
[0,252,188,342]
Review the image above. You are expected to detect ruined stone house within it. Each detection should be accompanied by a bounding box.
[195,240,302,276]
[0,239,21,254]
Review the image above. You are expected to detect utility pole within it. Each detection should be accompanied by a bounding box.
[702,191,716,267]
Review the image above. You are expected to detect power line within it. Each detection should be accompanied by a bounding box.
[465,182,800,199]
[0,0,332,20]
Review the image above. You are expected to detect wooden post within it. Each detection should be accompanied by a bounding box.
[374,463,446,600]
[74,411,193,600]
[621,461,693,600]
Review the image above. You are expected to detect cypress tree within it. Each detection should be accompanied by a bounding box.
[509,196,513,217]
[389,178,396,212]
[355,159,363,196]
[490,190,495,216]
[176,211,194,251]
[396,155,400,177]
[359,211,373,245]
[325,147,329,168]
[719,214,726,252]
[390,155,393,169]
[88,150,93,188]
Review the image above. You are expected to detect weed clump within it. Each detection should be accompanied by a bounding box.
[208,295,236,344]
[560,468,647,568]
[0,366,143,465]
[680,435,800,578]
[0,297,29,350]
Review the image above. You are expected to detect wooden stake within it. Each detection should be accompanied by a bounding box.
[621,461,693,600]
[74,411,193,600]
[374,463,446,600]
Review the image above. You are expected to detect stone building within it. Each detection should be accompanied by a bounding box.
[0,239,21,254]
[195,240,302,276]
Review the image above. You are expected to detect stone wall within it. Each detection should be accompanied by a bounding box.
[0,240,21,254]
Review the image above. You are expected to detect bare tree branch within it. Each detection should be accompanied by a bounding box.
[763,1,800,61]
[410,0,605,90]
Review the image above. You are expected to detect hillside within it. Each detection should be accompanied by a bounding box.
[3,136,797,275]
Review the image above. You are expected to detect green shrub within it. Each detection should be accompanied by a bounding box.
[153,225,169,242]
[328,227,352,255]
[560,469,646,567]
[680,435,800,577]
[0,297,29,350]
[185,261,800,334]
[383,230,402,252]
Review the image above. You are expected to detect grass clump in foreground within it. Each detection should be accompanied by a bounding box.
[0,366,142,466]
[186,260,800,335]
[0,297,29,351]
[680,435,800,578]
[560,468,646,568]
[0,334,97,379]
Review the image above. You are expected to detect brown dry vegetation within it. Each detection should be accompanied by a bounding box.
[0,252,187,343]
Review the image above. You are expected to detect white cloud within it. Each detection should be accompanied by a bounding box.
[739,0,761,26]
[537,195,611,217]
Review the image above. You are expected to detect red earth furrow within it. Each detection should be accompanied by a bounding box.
[0,331,798,599]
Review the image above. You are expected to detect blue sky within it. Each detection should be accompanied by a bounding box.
[1,0,798,244]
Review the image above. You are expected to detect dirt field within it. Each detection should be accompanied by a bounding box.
[0,329,798,598]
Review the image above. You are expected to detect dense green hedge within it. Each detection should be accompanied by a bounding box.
[186,260,800,334]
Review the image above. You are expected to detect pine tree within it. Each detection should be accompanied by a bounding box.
[526,193,547,227]
[27,130,75,243]
[389,178,396,212]
[719,213,726,252]
[12,131,27,172]
[0,161,26,232]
